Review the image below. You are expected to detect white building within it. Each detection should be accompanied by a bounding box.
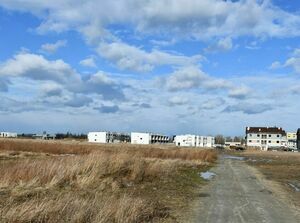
[297,129,300,150]
[33,131,55,140]
[246,127,287,151]
[174,135,215,148]
[287,132,297,149]
[131,132,169,145]
[0,132,17,138]
[88,132,130,143]
[225,141,242,147]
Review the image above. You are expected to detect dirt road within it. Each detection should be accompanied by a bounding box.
[190,155,300,223]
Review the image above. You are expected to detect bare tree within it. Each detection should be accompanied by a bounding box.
[215,135,225,145]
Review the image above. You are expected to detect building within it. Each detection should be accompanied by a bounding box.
[224,141,242,147]
[174,135,215,147]
[245,127,287,151]
[131,132,169,145]
[33,131,56,140]
[88,132,130,143]
[0,132,17,138]
[287,132,297,149]
[297,129,300,150]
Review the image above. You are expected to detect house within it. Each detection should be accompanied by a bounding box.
[0,132,17,138]
[131,132,169,145]
[297,129,300,150]
[88,132,130,143]
[287,132,297,149]
[224,141,242,147]
[33,131,56,140]
[174,135,215,147]
[245,127,287,151]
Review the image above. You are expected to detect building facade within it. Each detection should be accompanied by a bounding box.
[245,127,287,151]
[0,132,17,138]
[131,132,169,145]
[88,132,130,143]
[33,131,56,140]
[224,141,242,147]
[287,132,297,149]
[174,135,215,148]
[297,129,300,150]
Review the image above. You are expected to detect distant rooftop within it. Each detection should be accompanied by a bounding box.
[246,127,286,135]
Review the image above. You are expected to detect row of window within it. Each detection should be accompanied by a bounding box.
[248,140,280,143]
[249,134,281,137]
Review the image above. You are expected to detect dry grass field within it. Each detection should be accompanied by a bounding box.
[234,149,300,209]
[0,139,217,223]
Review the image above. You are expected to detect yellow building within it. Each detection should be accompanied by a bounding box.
[287,132,297,140]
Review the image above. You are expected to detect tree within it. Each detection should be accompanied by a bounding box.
[215,135,225,145]
[234,136,240,142]
[225,136,233,142]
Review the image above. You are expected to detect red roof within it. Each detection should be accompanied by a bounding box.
[246,127,286,136]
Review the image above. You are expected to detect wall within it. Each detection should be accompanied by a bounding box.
[246,133,287,150]
[175,135,215,147]
[0,132,17,138]
[175,135,197,147]
[131,132,150,145]
[88,132,107,143]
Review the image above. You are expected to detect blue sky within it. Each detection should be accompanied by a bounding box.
[0,0,300,136]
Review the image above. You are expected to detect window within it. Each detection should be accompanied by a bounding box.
[269,134,271,137]
[268,140,271,143]
[257,140,260,143]
[277,141,280,144]
[249,134,252,137]
[249,140,252,143]
[277,135,280,137]
[257,134,260,137]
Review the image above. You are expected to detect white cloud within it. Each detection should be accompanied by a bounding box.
[165,66,208,91]
[98,41,202,72]
[1,0,300,41]
[64,94,93,108]
[95,104,120,113]
[0,78,9,92]
[40,83,63,97]
[0,52,80,84]
[269,61,282,69]
[270,48,300,73]
[0,52,125,101]
[292,48,300,57]
[168,96,189,106]
[1,1,300,134]
[223,102,273,115]
[80,56,97,68]
[228,86,251,99]
[205,37,233,53]
[284,57,300,73]
[0,97,39,113]
[164,66,232,92]
[200,98,225,110]
[40,40,67,54]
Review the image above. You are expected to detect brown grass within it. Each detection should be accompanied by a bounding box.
[0,139,217,222]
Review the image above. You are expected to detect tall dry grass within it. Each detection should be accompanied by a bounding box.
[0,139,92,155]
[0,138,217,162]
[0,139,217,222]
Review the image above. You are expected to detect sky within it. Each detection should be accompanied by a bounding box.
[0,0,300,136]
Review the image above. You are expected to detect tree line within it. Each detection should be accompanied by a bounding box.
[215,135,245,145]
